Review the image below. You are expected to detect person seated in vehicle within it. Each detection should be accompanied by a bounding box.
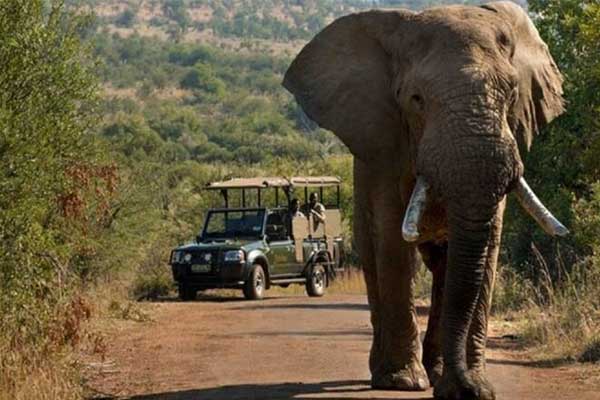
[266,211,287,241]
[305,192,326,231]
[285,198,305,237]
[289,198,305,217]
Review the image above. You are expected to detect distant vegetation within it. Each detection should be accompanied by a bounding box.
[79,0,526,45]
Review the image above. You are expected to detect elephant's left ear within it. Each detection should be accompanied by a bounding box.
[483,1,565,151]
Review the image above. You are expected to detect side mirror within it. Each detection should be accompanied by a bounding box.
[196,235,202,243]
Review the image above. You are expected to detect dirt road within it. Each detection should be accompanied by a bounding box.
[88,294,599,399]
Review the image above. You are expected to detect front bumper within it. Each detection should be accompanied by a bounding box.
[171,262,249,289]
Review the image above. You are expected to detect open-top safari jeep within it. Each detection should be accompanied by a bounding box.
[169,176,345,300]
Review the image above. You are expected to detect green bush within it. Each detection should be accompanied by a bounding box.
[115,8,136,27]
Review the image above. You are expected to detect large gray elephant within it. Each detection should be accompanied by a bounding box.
[283,2,567,399]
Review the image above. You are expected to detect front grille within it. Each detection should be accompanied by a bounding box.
[187,250,219,275]
[190,250,218,265]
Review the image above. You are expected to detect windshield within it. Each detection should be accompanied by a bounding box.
[202,209,265,239]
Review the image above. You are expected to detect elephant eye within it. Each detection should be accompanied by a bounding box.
[411,94,425,112]
[497,31,515,58]
[498,32,510,47]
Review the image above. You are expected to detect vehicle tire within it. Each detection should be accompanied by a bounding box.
[306,263,326,297]
[243,264,266,300]
[178,284,196,301]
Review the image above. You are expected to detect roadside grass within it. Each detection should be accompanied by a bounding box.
[493,261,600,363]
[0,294,102,400]
[328,268,366,294]
[0,347,82,400]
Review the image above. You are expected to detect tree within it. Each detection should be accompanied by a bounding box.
[0,0,99,343]
[163,0,191,31]
[180,62,226,97]
[502,1,600,273]
[115,8,136,27]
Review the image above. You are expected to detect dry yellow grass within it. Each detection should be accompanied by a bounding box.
[200,267,432,299]
[328,268,367,294]
[0,350,82,400]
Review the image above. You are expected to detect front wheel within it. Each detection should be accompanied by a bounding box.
[243,264,266,300]
[178,284,196,301]
[306,263,326,297]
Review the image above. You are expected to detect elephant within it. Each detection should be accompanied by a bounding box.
[283,2,567,400]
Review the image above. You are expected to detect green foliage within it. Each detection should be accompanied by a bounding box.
[115,8,136,27]
[92,32,343,166]
[502,0,600,273]
[163,0,191,29]
[180,62,226,97]
[495,0,600,358]
[131,241,173,300]
[0,0,103,397]
[492,265,535,314]
[0,0,99,341]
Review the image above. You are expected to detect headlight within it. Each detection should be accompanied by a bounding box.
[171,251,182,263]
[224,250,245,262]
[183,253,193,263]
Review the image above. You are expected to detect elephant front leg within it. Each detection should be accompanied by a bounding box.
[370,241,429,391]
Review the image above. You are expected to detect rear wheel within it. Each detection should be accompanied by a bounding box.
[243,264,266,300]
[178,284,196,301]
[306,263,326,297]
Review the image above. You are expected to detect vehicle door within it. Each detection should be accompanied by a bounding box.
[265,212,296,276]
[288,215,309,276]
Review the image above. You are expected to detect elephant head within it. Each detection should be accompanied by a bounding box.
[284,2,567,398]
[284,2,566,235]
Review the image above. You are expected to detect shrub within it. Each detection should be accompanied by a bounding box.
[492,265,535,314]
[131,239,174,301]
[115,8,136,28]
[0,0,100,397]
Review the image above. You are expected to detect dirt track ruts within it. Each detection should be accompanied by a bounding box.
[88,294,600,399]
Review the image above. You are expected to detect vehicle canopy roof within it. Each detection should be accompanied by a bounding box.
[206,176,341,190]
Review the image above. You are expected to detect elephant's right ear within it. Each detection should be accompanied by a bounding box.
[482,2,565,152]
[283,11,413,163]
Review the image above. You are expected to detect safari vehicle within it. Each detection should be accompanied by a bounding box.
[169,176,345,300]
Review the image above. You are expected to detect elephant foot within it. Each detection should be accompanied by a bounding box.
[371,361,429,391]
[424,357,444,387]
[433,369,495,400]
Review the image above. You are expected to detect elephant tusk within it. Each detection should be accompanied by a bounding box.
[513,177,569,237]
[402,176,429,242]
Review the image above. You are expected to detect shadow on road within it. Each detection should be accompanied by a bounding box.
[149,293,288,303]
[232,302,370,311]
[233,302,431,317]
[256,329,371,337]
[487,356,573,368]
[126,380,433,400]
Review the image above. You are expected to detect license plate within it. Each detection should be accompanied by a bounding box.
[191,264,211,273]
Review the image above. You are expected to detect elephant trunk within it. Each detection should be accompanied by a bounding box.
[441,206,496,370]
